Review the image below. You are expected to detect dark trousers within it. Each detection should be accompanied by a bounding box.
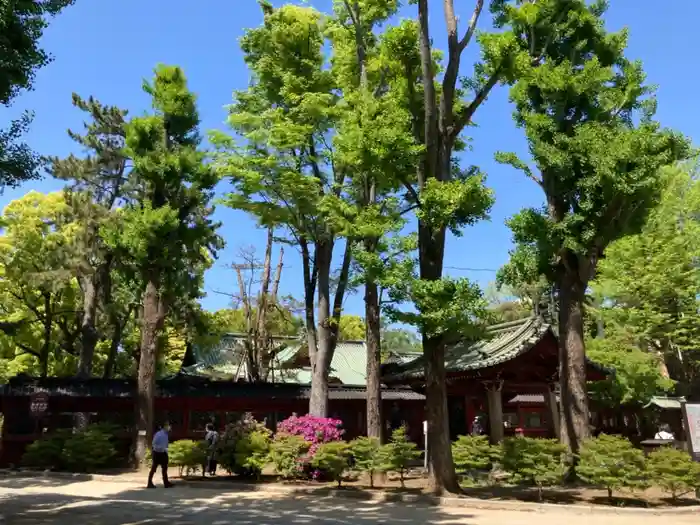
[203,455,217,475]
[148,451,169,486]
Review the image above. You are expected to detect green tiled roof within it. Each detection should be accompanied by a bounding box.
[183,336,372,386]
[382,316,610,382]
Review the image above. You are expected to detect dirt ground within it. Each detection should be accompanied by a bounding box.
[176,470,700,509]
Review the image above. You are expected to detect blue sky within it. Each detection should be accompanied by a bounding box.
[1,1,698,317]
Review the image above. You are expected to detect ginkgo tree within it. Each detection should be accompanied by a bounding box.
[495,0,691,453]
[104,65,222,463]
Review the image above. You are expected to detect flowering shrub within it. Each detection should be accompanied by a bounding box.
[269,435,311,479]
[218,413,270,476]
[276,414,344,479]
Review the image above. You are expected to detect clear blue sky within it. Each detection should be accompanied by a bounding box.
[1,1,697,317]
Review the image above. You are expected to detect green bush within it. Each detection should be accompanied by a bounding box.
[269,434,311,479]
[577,434,647,500]
[234,428,272,479]
[218,413,270,476]
[311,441,351,487]
[61,429,116,472]
[647,447,700,500]
[452,435,499,481]
[382,426,420,488]
[168,440,208,477]
[21,431,72,470]
[501,437,567,501]
[350,436,386,488]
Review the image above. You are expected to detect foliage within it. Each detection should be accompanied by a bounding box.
[61,428,116,473]
[382,426,420,488]
[349,436,386,488]
[452,435,499,480]
[234,428,272,479]
[586,336,674,407]
[21,431,71,469]
[269,434,311,480]
[577,434,648,499]
[311,441,351,487]
[501,437,567,501]
[591,165,700,395]
[167,439,208,477]
[218,413,269,475]
[646,447,700,500]
[0,0,75,187]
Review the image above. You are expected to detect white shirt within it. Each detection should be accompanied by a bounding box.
[654,430,674,440]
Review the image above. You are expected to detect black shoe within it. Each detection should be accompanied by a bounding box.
[164,482,174,488]
[147,484,156,489]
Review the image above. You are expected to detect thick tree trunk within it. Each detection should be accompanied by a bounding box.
[77,274,99,378]
[365,279,382,439]
[423,335,460,493]
[40,292,52,379]
[558,269,590,454]
[133,274,165,466]
[310,240,333,417]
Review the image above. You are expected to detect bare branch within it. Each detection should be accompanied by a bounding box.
[452,67,502,139]
[459,0,484,51]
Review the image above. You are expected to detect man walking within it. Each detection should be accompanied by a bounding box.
[147,422,173,488]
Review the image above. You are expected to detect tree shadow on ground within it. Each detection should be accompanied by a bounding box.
[0,479,473,525]
[0,474,92,490]
[461,485,582,505]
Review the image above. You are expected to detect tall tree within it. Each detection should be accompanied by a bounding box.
[0,0,75,187]
[213,3,352,417]
[328,0,419,440]
[495,0,690,454]
[48,94,129,378]
[104,65,222,464]
[386,0,523,493]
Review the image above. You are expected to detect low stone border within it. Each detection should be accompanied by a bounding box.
[1,469,698,516]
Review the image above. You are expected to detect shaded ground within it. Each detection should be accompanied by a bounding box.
[174,471,699,509]
[0,478,698,525]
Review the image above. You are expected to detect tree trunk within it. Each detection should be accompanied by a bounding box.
[40,292,52,379]
[133,274,165,466]
[558,268,590,454]
[365,279,382,440]
[310,239,333,417]
[77,274,100,378]
[103,311,127,379]
[423,335,460,494]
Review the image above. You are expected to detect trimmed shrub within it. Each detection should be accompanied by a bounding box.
[501,437,567,501]
[350,436,386,488]
[269,434,311,479]
[168,440,208,477]
[647,447,700,500]
[21,431,71,470]
[234,428,272,479]
[382,426,420,488]
[61,428,116,472]
[577,434,647,500]
[452,435,499,481]
[311,441,351,487]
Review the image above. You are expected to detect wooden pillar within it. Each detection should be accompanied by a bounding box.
[485,382,504,443]
[544,383,560,439]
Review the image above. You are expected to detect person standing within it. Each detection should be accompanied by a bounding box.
[147,422,173,488]
[203,423,219,476]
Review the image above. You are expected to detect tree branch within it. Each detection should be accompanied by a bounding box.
[459,0,484,52]
[452,67,502,139]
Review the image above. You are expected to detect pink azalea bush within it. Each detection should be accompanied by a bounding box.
[274,414,344,479]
